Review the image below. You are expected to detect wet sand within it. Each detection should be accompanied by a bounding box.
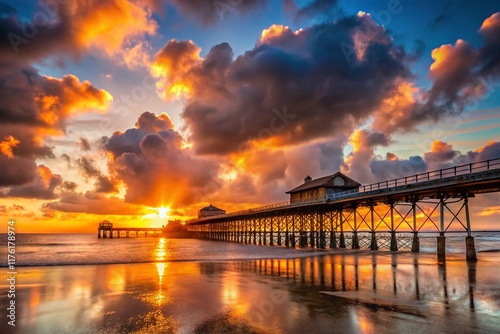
[1,251,500,333]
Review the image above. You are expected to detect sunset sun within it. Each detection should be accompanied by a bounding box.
[158,207,170,219]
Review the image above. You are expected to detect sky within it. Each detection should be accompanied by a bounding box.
[0,0,499,233]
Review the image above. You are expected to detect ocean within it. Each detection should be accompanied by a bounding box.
[1,232,500,267]
[1,233,500,333]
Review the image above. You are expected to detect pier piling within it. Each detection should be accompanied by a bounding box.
[412,232,420,252]
[437,235,446,261]
[466,236,477,262]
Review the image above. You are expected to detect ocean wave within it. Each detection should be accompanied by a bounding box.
[0,249,365,268]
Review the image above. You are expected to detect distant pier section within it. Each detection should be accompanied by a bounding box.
[97,220,190,238]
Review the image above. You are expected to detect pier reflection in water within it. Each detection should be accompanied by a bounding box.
[239,252,489,314]
[5,251,499,334]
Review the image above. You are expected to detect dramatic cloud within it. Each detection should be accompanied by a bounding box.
[342,129,391,183]
[0,135,20,158]
[0,156,38,187]
[43,191,146,215]
[0,63,112,192]
[1,0,157,65]
[0,165,62,199]
[368,141,500,183]
[423,140,460,169]
[153,14,412,155]
[479,12,500,76]
[0,66,111,127]
[370,154,428,181]
[77,157,116,193]
[411,12,500,123]
[103,112,220,207]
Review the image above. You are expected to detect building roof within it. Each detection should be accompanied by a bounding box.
[286,172,361,194]
[199,204,225,212]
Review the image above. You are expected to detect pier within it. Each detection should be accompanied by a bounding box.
[97,222,164,238]
[187,158,500,262]
[97,220,190,238]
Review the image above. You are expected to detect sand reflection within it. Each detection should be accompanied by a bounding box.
[1,252,499,333]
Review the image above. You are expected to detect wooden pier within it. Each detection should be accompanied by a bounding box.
[187,158,500,262]
[97,221,190,238]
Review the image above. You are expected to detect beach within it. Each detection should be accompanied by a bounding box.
[1,236,500,333]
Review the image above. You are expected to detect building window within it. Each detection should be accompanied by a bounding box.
[333,176,345,186]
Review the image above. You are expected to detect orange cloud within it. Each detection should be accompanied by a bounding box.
[480,12,500,31]
[41,74,113,117]
[371,80,419,133]
[71,0,157,60]
[430,140,454,154]
[429,39,476,77]
[478,205,500,217]
[43,192,147,216]
[259,25,292,43]
[152,39,201,100]
[37,165,54,187]
[0,135,20,159]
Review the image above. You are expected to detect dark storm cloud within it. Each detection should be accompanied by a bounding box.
[154,14,412,155]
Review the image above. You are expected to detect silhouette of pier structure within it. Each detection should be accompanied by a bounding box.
[188,158,500,262]
[97,221,165,238]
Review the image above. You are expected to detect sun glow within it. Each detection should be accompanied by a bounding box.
[158,207,170,219]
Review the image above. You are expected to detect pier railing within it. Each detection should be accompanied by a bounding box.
[351,157,500,194]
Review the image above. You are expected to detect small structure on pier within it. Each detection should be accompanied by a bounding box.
[98,220,113,238]
[198,204,226,218]
[286,172,360,204]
